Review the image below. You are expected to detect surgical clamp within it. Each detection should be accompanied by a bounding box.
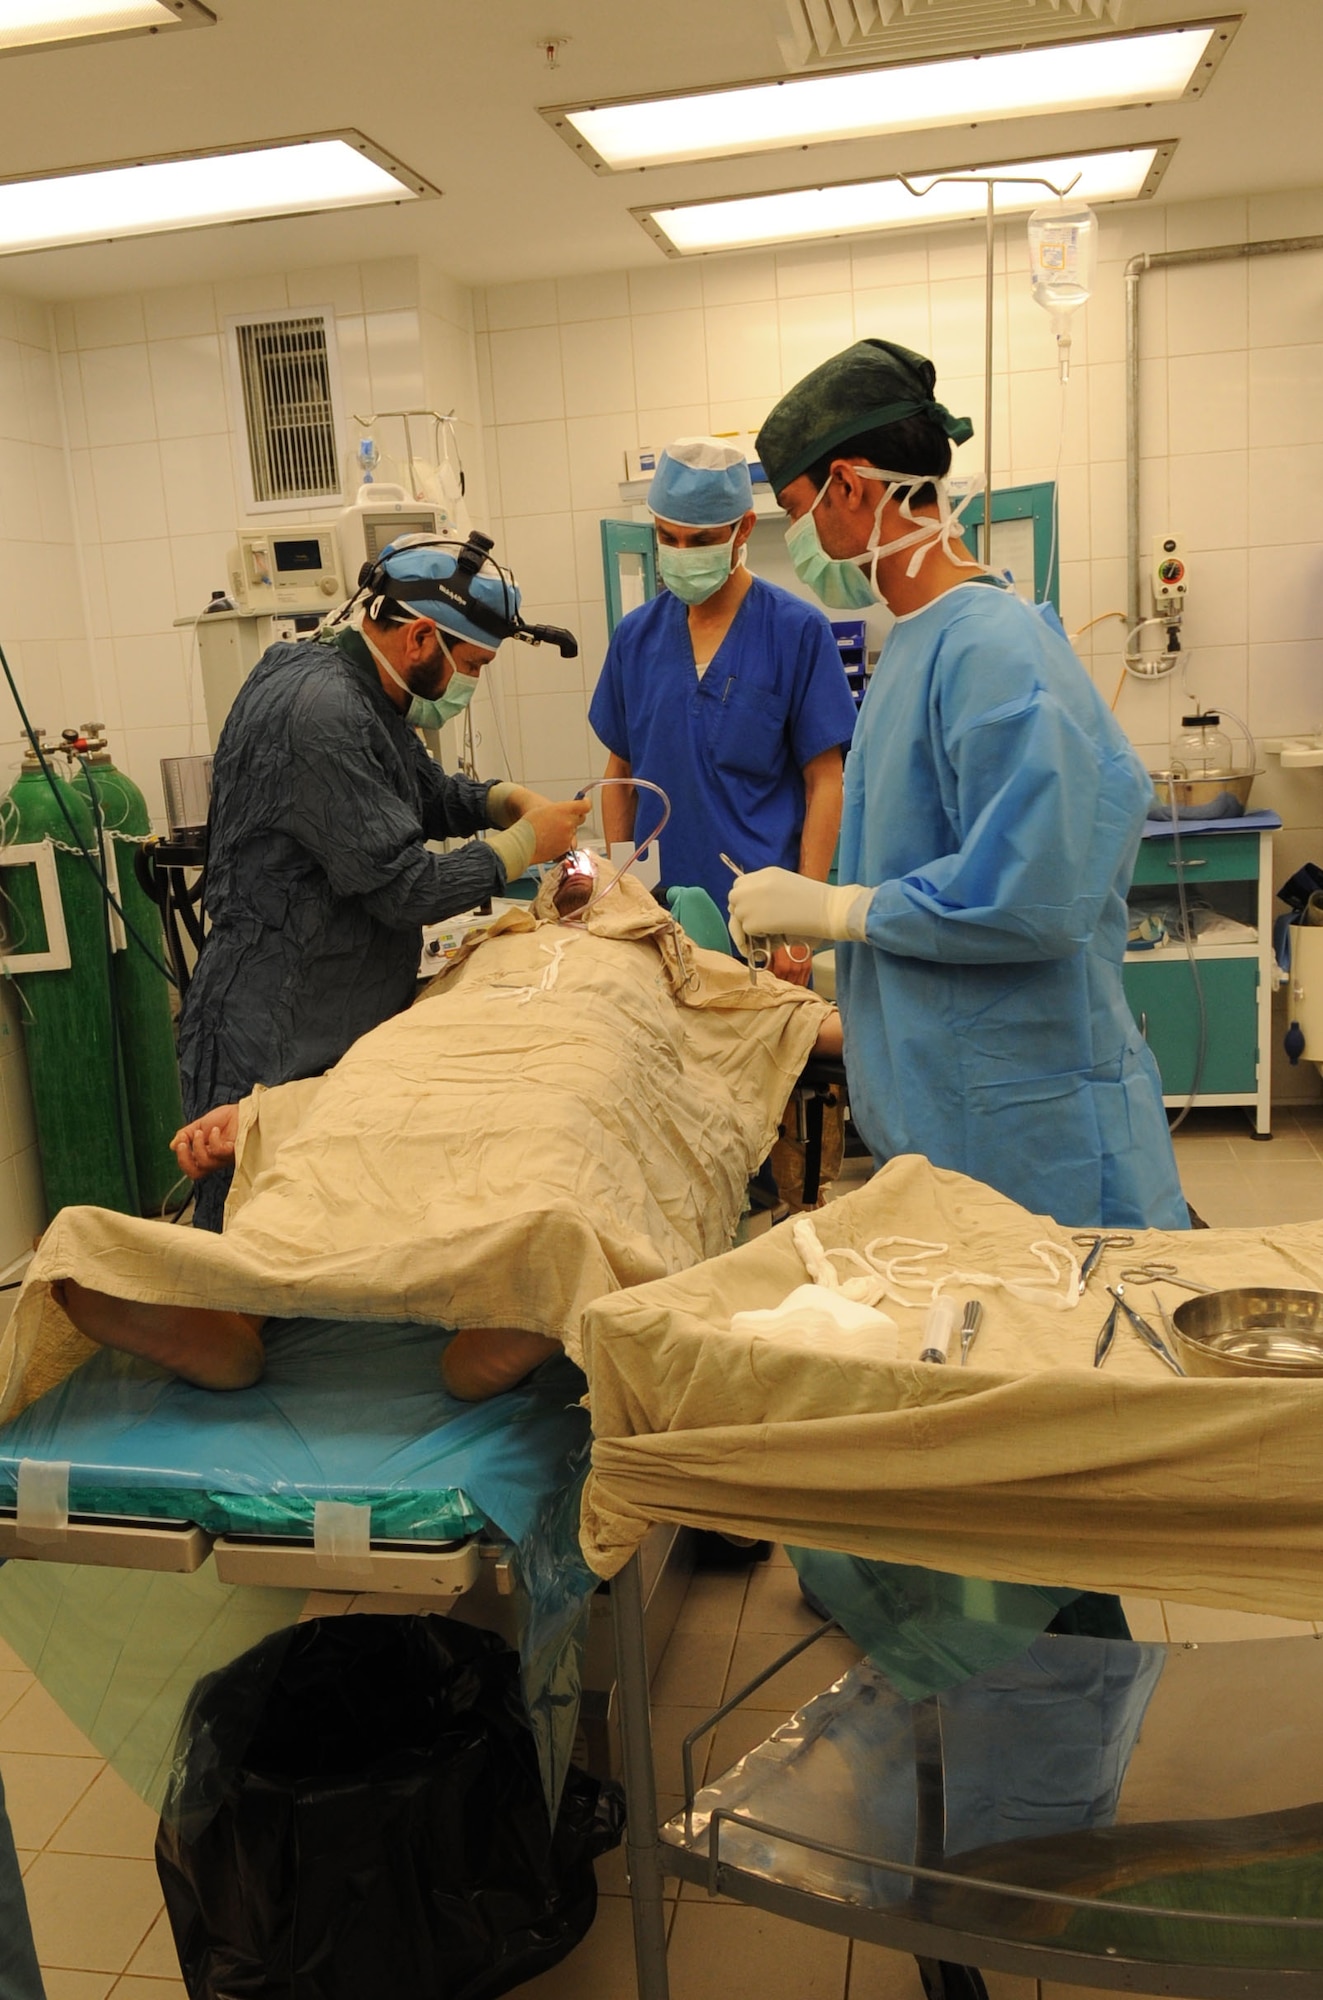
[1093,1293,1122,1369]
[1105,1283,1186,1377]
[720,853,769,984]
[1071,1232,1136,1295]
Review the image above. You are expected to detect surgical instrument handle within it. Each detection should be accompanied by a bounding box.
[1093,1296,1121,1369]
[1105,1285,1186,1377]
[959,1299,982,1367]
[1072,1232,1136,1295]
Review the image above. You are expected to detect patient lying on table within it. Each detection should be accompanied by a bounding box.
[8,867,839,1409]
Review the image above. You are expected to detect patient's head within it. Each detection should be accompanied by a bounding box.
[552,847,599,919]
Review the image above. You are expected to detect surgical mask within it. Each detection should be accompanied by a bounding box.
[362,623,473,723]
[785,465,980,606]
[658,534,740,605]
[409,669,477,730]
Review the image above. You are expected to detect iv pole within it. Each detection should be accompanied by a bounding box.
[896,171,1081,559]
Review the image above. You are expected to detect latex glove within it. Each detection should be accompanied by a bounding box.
[727,868,872,958]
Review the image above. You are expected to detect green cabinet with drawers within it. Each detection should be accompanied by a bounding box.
[1122,823,1274,1135]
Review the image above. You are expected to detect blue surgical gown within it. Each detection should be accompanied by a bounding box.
[588,578,857,919]
[836,581,1187,1231]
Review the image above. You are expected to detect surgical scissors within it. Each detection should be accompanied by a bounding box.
[720,853,769,984]
[1071,1232,1136,1295]
[1118,1262,1210,1295]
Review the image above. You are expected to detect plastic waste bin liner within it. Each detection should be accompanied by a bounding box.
[156,1613,623,1999]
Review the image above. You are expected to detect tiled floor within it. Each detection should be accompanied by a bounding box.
[4,1105,1319,1998]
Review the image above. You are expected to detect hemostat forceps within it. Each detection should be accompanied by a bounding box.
[1105,1283,1186,1377]
[720,853,769,984]
[1071,1232,1135,1295]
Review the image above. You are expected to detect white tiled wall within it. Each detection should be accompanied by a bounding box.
[474,188,1323,1098]
[0,281,95,1240]
[50,254,488,828]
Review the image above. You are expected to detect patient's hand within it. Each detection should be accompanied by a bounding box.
[770,943,814,987]
[170,1104,240,1180]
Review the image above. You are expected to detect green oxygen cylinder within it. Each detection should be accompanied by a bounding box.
[68,726,185,1216]
[0,739,138,1217]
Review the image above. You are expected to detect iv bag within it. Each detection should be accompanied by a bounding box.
[1027,197,1097,380]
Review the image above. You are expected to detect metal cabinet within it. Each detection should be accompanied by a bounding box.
[1122,825,1274,1135]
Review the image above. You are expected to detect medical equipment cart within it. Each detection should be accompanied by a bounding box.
[1122,813,1279,1136]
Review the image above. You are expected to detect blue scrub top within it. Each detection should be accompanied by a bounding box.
[589,578,857,918]
[836,580,1187,1232]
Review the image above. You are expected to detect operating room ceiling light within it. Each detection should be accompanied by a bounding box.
[0,134,438,257]
[546,20,1236,173]
[636,144,1171,257]
[0,1,213,55]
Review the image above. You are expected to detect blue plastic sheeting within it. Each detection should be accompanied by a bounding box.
[1141,809,1281,838]
[0,1319,591,1549]
[0,1561,307,1812]
[0,1325,598,1814]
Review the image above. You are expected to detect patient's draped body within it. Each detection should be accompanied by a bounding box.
[2,877,828,1417]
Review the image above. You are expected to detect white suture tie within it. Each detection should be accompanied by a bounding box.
[791,1218,1080,1312]
[490,937,568,1005]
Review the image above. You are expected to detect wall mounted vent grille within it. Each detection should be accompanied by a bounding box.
[230,309,344,511]
[780,0,1132,66]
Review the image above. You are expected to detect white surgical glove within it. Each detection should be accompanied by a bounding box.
[727,867,872,958]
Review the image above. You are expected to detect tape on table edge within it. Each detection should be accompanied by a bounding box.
[313,1498,373,1575]
[16,1458,70,1542]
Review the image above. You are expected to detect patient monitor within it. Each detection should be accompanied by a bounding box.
[228,528,344,616]
[338,486,446,583]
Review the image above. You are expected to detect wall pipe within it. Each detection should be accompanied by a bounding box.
[1125,233,1323,631]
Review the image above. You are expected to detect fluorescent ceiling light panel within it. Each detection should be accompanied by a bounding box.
[550,22,1234,172]
[639,146,1170,258]
[0,135,437,256]
[0,1,213,54]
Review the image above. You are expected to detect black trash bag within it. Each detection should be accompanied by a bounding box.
[156,1613,623,2000]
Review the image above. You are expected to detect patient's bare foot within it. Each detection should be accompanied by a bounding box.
[55,1280,266,1390]
[441,1327,560,1402]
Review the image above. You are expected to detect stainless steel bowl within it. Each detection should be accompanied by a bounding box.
[1148,769,1259,820]
[1170,1288,1323,1377]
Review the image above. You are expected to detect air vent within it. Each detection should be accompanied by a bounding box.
[228,308,345,513]
[780,0,1132,66]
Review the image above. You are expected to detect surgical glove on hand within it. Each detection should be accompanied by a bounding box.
[727,868,872,957]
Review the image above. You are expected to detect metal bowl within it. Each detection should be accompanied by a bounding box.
[1170,1288,1323,1377]
[1148,769,1259,820]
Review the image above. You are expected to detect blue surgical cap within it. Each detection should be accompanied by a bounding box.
[378,541,522,649]
[647,437,754,527]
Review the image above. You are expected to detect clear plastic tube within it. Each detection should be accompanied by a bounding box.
[561,777,671,922]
